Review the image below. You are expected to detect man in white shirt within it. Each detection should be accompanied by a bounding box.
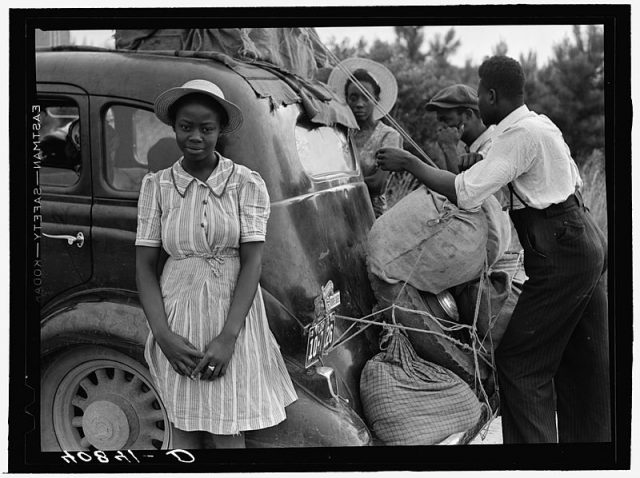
[376,55,609,444]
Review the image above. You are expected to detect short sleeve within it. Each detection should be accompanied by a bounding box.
[380,127,403,149]
[239,171,271,243]
[135,172,162,247]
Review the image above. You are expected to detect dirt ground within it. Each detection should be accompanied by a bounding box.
[468,416,503,445]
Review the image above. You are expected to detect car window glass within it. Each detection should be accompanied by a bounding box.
[295,119,356,177]
[39,101,81,187]
[104,105,178,192]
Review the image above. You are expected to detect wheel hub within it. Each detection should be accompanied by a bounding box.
[82,400,130,450]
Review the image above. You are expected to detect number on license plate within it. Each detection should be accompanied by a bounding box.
[305,315,335,368]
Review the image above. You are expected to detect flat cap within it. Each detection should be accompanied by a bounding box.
[424,84,479,111]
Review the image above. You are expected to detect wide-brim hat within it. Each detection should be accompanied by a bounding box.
[154,79,244,134]
[327,58,398,121]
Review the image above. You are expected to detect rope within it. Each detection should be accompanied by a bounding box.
[327,309,495,370]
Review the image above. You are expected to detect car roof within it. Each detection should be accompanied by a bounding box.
[36,47,251,105]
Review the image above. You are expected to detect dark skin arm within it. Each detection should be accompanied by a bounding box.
[192,241,265,380]
[136,246,204,377]
[376,147,458,205]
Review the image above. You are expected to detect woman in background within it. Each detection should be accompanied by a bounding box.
[329,58,402,217]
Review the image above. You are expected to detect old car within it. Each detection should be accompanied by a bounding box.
[37,45,472,451]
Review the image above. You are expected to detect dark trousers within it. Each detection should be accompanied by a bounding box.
[496,196,610,443]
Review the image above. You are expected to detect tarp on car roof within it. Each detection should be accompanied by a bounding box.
[114,29,357,129]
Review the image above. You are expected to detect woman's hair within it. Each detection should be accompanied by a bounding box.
[344,69,381,99]
[168,92,229,128]
[478,56,525,101]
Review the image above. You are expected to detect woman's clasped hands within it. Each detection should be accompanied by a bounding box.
[156,328,236,381]
[155,329,204,378]
[191,331,237,381]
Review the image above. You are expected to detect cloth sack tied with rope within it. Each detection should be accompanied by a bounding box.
[367,185,489,295]
[360,328,482,445]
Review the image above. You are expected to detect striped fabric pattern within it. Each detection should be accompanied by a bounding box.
[136,153,297,434]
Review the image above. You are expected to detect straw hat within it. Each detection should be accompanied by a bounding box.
[154,79,243,134]
[327,58,398,121]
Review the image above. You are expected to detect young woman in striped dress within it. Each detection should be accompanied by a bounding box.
[135,79,297,449]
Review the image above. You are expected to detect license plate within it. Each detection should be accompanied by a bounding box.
[305,314,335,368]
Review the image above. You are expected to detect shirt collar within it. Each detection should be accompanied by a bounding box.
[492,104,531,137]
[171,152,235,198]
[469,124,495,154]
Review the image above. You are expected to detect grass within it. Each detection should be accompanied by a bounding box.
[578,149,608,238]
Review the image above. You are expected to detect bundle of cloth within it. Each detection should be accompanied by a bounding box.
[367,185,520,363]
[360,329,482,445]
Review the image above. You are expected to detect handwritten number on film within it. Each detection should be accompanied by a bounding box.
[60,449,195,464]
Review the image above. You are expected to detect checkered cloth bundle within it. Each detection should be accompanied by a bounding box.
[360,330,482,445]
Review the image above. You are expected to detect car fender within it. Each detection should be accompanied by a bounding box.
[40,289,149,360]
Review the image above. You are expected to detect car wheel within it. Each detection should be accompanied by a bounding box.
[41,345,171,451]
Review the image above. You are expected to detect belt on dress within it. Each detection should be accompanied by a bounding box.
[173,249,239,277]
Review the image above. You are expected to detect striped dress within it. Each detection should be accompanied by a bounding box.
[135,153,297,434]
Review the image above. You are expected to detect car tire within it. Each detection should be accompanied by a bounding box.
[41,345,172,451]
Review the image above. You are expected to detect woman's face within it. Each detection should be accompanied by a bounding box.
[346,81,378,123]
[173,98,223,162]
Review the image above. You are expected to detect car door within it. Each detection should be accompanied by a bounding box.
[90,97,178,292]
[37,84,92,307]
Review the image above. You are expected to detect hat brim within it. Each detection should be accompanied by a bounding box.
[327,58,398,121]
[154,86,244,135]
[424,101,479,112]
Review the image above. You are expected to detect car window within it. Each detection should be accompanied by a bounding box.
[295,119,356,177]
[104,105,178,192]
[38,101,81,187]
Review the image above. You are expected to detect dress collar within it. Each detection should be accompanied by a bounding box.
[171,152,235,198]
[492,104,532,137]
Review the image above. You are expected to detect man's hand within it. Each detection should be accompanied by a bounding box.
[458,152,484,172]
[376,147,417,172]
[436,124,463,148]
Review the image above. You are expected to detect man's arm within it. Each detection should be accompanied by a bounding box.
[376,147,458,204]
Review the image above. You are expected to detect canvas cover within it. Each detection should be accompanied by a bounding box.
[114,28,330,80]
[114,29,357,130]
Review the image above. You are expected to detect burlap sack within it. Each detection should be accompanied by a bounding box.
[360,330,482,445]
[367,187,488,294]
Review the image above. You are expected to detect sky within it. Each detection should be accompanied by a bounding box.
[69,24,579,68]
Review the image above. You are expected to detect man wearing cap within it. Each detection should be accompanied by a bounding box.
[376,56,609,444]
[425,84,494,174]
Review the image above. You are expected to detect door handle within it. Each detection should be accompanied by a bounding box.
[43,231,85,248]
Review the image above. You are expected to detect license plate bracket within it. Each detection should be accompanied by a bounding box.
[305,281,340,369]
